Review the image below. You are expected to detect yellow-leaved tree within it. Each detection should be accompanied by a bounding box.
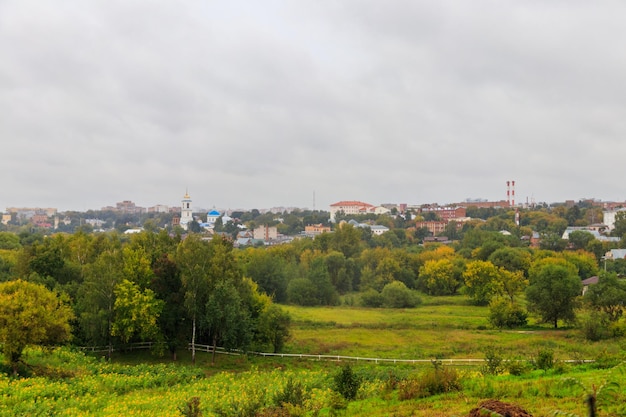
[0,279,74,374]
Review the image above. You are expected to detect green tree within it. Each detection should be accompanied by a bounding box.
[565,205,583,226]
[205,280,251,364]
[112,279,164,346]
[255,304,291,353]
[381,280,420,308]
[584,272,626,321]
[150,253,187,360]
[488,247,531,276]
[539,232,568,251]
[417,259,462,296]
[462,260,503,305]
[76,249,124,357]
[0,280,74,374]
[121,246,154,288]
[526,262,582,328]
[0,232,21,250]
[568,230,596,251]
[286,278,318,306]
[324,250,353,294]
[175,235,212,364]
[499,268,528,302]
[185,235,247,364]
[241,248,288,302]
[562,250,599,280]
[0,253,15,282]
[307,257,339,305]
[488,298,527,329]
[330,223,363,258]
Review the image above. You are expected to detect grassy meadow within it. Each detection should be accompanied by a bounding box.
[282,296,623,361]
[2,295,626,417]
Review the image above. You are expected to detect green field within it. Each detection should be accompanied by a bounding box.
[281,297,624,361]
[2,297,626,417]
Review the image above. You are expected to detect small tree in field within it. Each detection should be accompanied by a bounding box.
[526,262,581,328]
[0,279,74,374]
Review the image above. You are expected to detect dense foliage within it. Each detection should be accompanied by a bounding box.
[2,201,626,372]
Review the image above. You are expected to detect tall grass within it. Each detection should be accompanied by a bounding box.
[1,296,625,416]
[281,296,623,362]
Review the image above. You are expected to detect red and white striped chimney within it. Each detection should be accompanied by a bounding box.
[511,180,515,207]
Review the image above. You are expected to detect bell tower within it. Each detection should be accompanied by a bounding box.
[180,189,193,230]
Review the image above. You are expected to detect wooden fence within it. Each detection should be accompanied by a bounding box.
[79,342,594,366]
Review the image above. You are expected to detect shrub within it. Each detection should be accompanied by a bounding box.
[179,397,202,417]
[381,281,421,308]
[481,346,504,376]
[255,407,291,417]
[505,358,529,376]
[533,349,554,371]
[359,289,384,307]
[333,364,361,400]
[580,310,612,341]
[488,298,528,329]
[398,367,461,400]
[286,278,318,306]
[273,376,307,407]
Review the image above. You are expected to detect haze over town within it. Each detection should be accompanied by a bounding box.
[2,1,626,212]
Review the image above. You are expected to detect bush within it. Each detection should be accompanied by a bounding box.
[333,364,361,400]
[381,281,421,308]
[488,298,528,329]
[533,349,554,371]
[179,397,202,417]
[505,358,529,376]
[273,377,307,407]
[398,367,461,400]
[286,279,318,306]
[580,310,612,341]
[481,346,504,376]
[359,289,384,307]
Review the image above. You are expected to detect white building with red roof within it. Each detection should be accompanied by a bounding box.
[329,200,375,222]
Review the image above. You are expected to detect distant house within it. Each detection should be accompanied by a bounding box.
[235,237,264,247]
[581,276,599,296]
[561,226,617,242]
[304,224,331,236]
[253,225,278,241]
[530,232,541,248]
[341,220,389,236]
[329,201,375,222]
[603,208,626,232]
[605,249,626,260]
[236,230,254,239]
[373,206,391,216]
[419,206,466,221]
[369,225,390,236]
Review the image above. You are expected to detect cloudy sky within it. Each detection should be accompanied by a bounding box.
[2,1,626,212]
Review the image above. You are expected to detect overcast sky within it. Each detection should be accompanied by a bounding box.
[2,1,626,212]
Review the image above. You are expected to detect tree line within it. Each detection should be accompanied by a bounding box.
[0,230,291,372]
[2,202,626,371]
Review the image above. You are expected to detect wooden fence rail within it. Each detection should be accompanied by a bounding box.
[79,342,594,366]
[187,344,594,365]
[79,341,155,354]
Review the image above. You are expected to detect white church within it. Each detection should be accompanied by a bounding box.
[179,190,194,230]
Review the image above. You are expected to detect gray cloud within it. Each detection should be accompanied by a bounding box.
[2,0,626,212]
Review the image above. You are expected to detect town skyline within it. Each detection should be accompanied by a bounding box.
[4,187,626,217]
